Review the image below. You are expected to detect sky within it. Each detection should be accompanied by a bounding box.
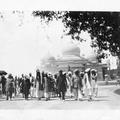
[0,11,117,76]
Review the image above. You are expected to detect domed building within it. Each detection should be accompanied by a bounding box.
[55,43,94,71]
[40,42,107,80]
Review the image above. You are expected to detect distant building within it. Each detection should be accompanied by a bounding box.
[40,42,107,80]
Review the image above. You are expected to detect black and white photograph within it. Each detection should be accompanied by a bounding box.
[0,0,120,120]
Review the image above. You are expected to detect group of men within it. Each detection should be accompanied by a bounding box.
[0,72,56,101]
[55,68,98,101]
[0,68,98,101]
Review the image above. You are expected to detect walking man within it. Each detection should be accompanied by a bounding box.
[6,74,14,100]
[91,69,98,97]
[56,70,67,100]
[36,70,44,100]
[83,68,93,101]
[72,69,83,101]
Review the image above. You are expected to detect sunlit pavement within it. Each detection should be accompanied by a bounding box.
[0,81,120,109]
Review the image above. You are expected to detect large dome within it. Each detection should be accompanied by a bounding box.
[62,43,80,57]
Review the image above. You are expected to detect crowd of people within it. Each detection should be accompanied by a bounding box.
[0,68,98,101]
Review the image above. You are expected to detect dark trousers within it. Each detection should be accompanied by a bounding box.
[14,87,16,96]
[24,91,29,100]
[25,93,28,100]
[2,86,6,95]
[59,91,65,100]
[6,91,12,100]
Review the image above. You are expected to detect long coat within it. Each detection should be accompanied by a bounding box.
[23,78,31,95]
[36,73,44,91]
[20,78,24,93]
[44,76,51,93]
[57,74,67,92]
[1,76,6,94]
[72,74,82,89]
[6,78,14,93]
[83,73,92,89]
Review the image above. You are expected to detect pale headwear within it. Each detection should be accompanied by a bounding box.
[85,68,91,73]
[68,71,72,75]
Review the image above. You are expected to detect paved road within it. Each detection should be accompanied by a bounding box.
[0,82,120,109]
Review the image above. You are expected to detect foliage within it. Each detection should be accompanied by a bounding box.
[32,11,120,59]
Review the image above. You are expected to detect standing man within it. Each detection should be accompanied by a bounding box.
[72,69,83,101]
[91,69,98,97]
[80,71,85,97]
[36,69,41,100]
[6,74,14,100]
[56,70,67,100]
[36,70,44,100]
[14,76,18,97]
[29,73,35,98]
[67,71,73,98]
[44,73,51,101]
[20,74,25,98]
[23,75,31,100]
[1,75,6,96]
[0,76,2,98]
[83,68,93,101]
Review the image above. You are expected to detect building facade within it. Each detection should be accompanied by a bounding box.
[40,43,107,81]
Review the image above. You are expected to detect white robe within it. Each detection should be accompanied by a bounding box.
[83,73,92,96]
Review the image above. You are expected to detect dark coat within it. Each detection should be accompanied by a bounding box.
[6,78,14,93]
[20,78,24,93]
[36,72,44,90]
[1,76,6,86]
[23,78,31,95]
[57,74,67,92]
[1,76,6,94]
[44,76,51,92]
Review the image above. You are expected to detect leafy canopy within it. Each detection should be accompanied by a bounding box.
[32,11,120,59]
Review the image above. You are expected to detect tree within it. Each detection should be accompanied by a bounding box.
[32,11,120,60]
